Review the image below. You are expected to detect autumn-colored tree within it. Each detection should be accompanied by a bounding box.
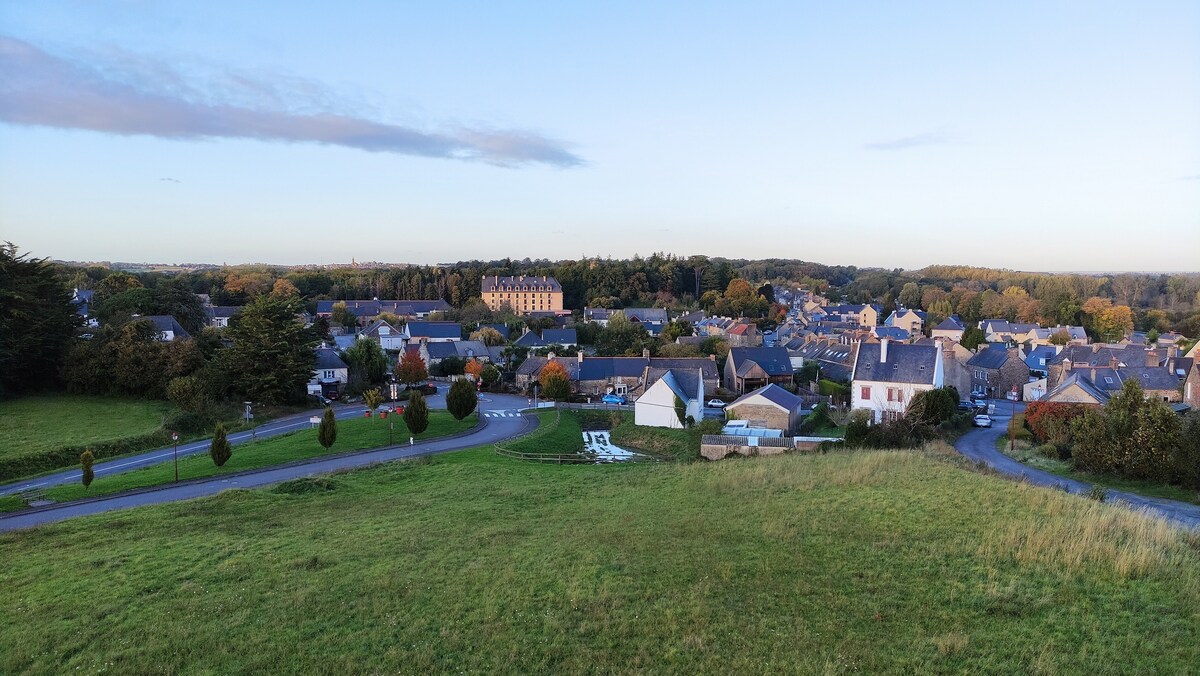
[1049,329,1071,346]
[540,360,569,381]
[270,278,300,298]
[470,327,506,346]
[541,369,571,401]
[1095,305,1134,342]
[224,271,272,298]
[363,387,383,416]
[464,359,484,379]
[394,348,428,385]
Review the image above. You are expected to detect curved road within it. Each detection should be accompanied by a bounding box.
[0,388,532,496]
[955,400,1200,529]
[0,409,535,531]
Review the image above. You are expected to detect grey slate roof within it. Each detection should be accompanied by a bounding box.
[579,357,650,381]
[315,347,348,371]
[644,367,703,403]
[482,275,562,293]
[873,326,910,340]
[406,321,461,340]
[1044,371,1110,404]
[934,315,965,331]
[206,305,243,320]
[649,357,719,382]
[514,331,546,348]
[853,342,938,385]
[454,341,489,359]
[516,356,580,380]
[728,347,793,377]
[731,383,805,411]
[1025,345,1058,372]
[424,342,458,360]
[967,344,1014,370]
[144,315,190,338]
[624,308,668,324]
[542,328,577,344]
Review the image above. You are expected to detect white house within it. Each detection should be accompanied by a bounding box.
[308,346,350,399]
[144,315,190,342]
[850,339,944,424]
[360,319,408,351]
[634,368,704,429]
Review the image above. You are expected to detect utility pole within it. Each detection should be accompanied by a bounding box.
[172,432,179,482]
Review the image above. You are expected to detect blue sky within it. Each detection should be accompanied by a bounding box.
[2,1,1197,271]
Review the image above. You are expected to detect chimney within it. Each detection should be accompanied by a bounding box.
[642,348,651,359]
[880,338,889,364]
[709,353,716,361]
[577,351,585,364]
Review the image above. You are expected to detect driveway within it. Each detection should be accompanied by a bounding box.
[955,400,1200,529]
[0,410,535,531]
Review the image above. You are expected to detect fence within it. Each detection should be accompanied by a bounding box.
[555,402,632,411]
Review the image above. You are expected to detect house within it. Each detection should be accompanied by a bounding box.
[1046,344,1162,389]
[578,356,651,397]
[634,368,705,429]
[850,339,943,424]
[406,321,461,343]
[583,307,615,327]
[1184,363,1200,410]
[71,289,98,327]
[541,328,578,347]
[676,310,706,325]
[513,330,547,348]
[454,340,491,362]
[1024,345,1060,378]
[884,307,926,335]
[979,320,1040,344]
[966,344,1029,400]
[624,308,669,326]
[419,341,459,367]
[931,315,966,342]
[823,304,881,327]
[786,336,856,383]
[206,305,242,328]
[725,321,761,347]
[915,337,973,397]
[482,275,564,313]
[309,346,349,399]
[514,356,582,392]
[1043,367,1181,405]
[1025,326,1088,346]
[872,326,911,341]
[724,346,794,394]
[642,357,720,394]
[476,323,512,341]
[1041,372,1111,406]
[144,315,190,342]
[726,384,807,434]
[359,319,408,351]
[315,299,452,324]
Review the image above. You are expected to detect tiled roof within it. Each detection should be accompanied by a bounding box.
[579,357,650,381]
[406,321,461,339]
[315,347,348,371]
[967,344,1013,370]
[542,328,577,344]
[644,367,703,402]
[649,357,719,381]
[731,383,804,411]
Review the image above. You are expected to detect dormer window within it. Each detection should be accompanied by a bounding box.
[1105,377,1113,384]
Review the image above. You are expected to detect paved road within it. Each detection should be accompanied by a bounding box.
[0,409,535,531]
[955,400,1200,530]
[0,388,532,496]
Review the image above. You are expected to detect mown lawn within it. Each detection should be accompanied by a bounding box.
[2,445,1198,673]
[1001,438,1200,505]
[607,412,700,460]
[0,395,172,460]
[506,410,582,455]
[40,412,477,503]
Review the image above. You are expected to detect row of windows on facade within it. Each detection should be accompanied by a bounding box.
[860,385,906,403]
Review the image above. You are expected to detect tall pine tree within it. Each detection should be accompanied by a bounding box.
[219,295,319,404]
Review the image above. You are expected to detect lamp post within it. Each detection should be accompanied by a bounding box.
[1009,385,1018,451]
[172,431,179,482]
[244,402,254,439]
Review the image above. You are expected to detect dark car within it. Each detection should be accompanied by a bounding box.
[404,382,438,395]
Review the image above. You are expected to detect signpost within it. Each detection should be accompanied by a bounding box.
[1009,385,1019,451]
[172,432,180,482]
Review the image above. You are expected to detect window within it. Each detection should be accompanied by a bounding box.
[860,386,871,400]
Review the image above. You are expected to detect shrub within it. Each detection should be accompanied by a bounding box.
[1036,444,1065,460]
[317,407,337,450]
[1023,401,1090,448]
[166,375,210,413]
[446,378,477,420]
[1084,485,1108,502]
[210,421,232,467]
[272,477,337,494]
[403,391,430,435]
[843,410,872,447]
[908,387,959,427]
[80,449,94,489]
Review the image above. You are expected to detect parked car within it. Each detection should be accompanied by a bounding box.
[973,414,992,428]
[601,394,627,405]
[971,397,988,408]
[404,382,438,395]
[956,401,975,412]
[706,399,727,408]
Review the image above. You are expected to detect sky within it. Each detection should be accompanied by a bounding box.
[1,1,1198,271]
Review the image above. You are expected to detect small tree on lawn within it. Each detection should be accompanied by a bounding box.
[318,407,337,450]
[210,421,232,467]
[363,387,383,417]
[394,348,428,386]
[404,390,430,435]
[539,360,571,401]
[674,395,688,427]
[80,449,95,489]
[447,378,478,420]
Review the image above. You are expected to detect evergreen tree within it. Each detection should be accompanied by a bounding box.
[447,378,478,420]
[210,421,232,467]
[0,243,81,396]
[80,449,95,489]
[318,407,338,450]
[219,295,319,404]
[403,391,430,435]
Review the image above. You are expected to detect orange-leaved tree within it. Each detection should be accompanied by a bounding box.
[395,348,428,385]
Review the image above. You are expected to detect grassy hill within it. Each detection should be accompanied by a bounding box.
[0,394,171,460]
[2,445,1198,673]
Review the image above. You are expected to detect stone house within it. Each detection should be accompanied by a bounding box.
[726,384,807,434]
[724,346,794,394]
[966,344,1029,400]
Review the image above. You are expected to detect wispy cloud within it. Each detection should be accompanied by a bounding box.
[0,36,582,167]
[864,131,948,151]
[1179,174,1200,181]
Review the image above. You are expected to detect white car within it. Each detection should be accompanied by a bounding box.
[706,399,727,408]
[973,414,992,428]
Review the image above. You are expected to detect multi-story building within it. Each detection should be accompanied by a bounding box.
[482,275,564,313]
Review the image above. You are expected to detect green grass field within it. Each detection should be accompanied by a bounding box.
[2,444,1198,673]
[505,410,582,455]
[608,412,699,460]
[37,412,477,504]
[1000,437,1200,505]
[0,395,172,460]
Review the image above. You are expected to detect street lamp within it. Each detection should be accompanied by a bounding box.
[172,431,179,482]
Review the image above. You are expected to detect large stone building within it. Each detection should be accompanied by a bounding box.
[482,275,564,313]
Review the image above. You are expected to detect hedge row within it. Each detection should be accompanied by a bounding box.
[0,428,171,484]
